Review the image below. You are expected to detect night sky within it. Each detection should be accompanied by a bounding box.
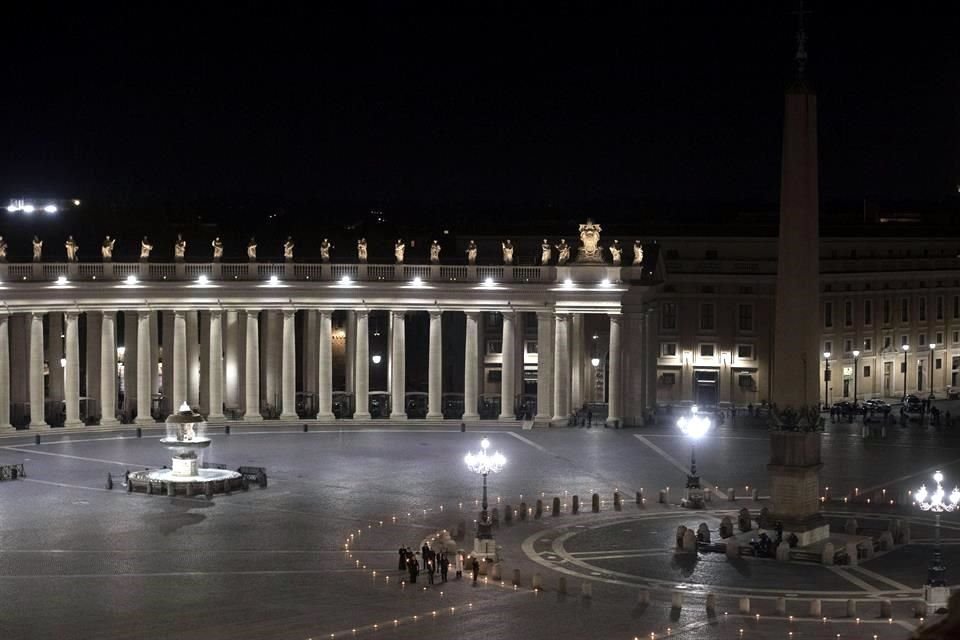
[1,2,957,241]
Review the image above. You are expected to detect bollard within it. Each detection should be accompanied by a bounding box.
[821,542,835,565]
[224,424,230,435]
[757,506,770,529]
[35,434,41,445]
[704,486,712,503]
[460,422,466,433]
[581,582,592,599]
[846,599,857,618]
[535,499,543,519]
[775,544,791,562]
[557,576,567,594]
[572,495,579,514]
[845,542,859,567]
[512,568,521,586]
[671,591,683,609]
[697,522,711,543]
[637,589,649,605]
[552,497,561,516]
[105,472,113,490]
[519,502,528,521]
[658,489,667,504]
[880,600,892,618]
[136,427,142,438]
[167,481,175,496]
[845,518,858,536]
[901,523,911,544]
[303,423,308,432]
[676,525,688,550]
[492,507,500,528]
[728,487,735,501]
[682,529,697,553]
[491,563,502,580]
[752,488,760,501]
[775,596,786,615]
[636,489,643,505]
[205,482,214,500]
[504,505,513,523]
[224,479,231,496]
[726,538,739,558]
[879,531,894,551]
[719,516,734,539]
[705,593,716,612]
[532,572,543,591]
[738,597,750,614]
[592,493,600,513]
[809,599,821,617]
[185,483,193,498]
[613,492,622,511]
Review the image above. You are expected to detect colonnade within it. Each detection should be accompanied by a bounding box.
[0,308,623,429]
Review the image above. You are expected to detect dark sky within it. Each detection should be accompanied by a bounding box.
[1,2,958,231]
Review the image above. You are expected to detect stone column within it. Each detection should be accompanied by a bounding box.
[207,310,225,421]
[552,313,571,424]
[427,310,443,420]
[463,312,480,421]
[303,310,319,399]
[161,311,173,412]
[224,310,240,411]
[345,310,356,395]
[123,310,138,419]
[186,310,200,407]
[135,311,154,424]
[0,314,9,429]
[29,312,47,427]
[317,310,335,421]
[535,311,554,422]
[390,311,407,420]
[150,311,160,401]
[570,313,584,409]
[47,312,64,403]
[86,311,101,412]
[354,310,371,419]
[244,311,262,421]
[198,310,210,415]
[172,311,188,409]
[280,309,298,420]
[606,314,623,426]
[265,310,282,410]
[499,311,516,420]
[0,313,12,429]
[63,312,82,427]
[100,311,119,426]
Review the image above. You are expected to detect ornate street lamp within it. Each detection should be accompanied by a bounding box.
[914,470,960,612]
[823,351,831,409]
[902,344,910,402]
[464,438,506,540]
[929,342,936,396]
[852,349,860,410]
[677,405,711,508]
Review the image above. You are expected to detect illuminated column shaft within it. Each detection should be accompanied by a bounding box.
[390,311,406,420]
[63,312,82,427]
[462,312,480,421]
[29,312,47,427]
[244,310,263,421]
[47,313,63,402]
[317,310,334,421]
[0,314,10,429]
[427,310,443,420]
[135,311,154,424]
[499,311,516,420]
[172,311,188,409]
[280,309,298,420]
[354,310,370,419]
[186,310,199,407]
[100,311,119,425]
[535,311,554,421]
[606,314,622,425]
[552,313,571,423]
[208,310,224,420]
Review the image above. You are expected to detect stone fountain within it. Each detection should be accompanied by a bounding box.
[145,402,240,486]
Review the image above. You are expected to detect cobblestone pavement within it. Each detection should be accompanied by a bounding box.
[0,423,958,639]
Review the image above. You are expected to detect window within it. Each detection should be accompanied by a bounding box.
[660,343,678,357]
[863,337,872,351]
[844,300,853,327]
[699,344,716,358]
[526,341,538,355]
[699,303,715,331]
[937,296,944,321]
[738,374,756,389]
[661,303,677,331]
[919,297,927,322]
[919,334,927,347]
[844,339,853,353]
[883,299,891,325]
[738,304,754,332]
[936,358,943,370]
[824,340,833,354]
[864,300,872,326]
[883,335,892,351]
[901,298,910,323]
[863,365,871,378]
[660,372,676,385]
[955,295,960,320]
[937,332,944,345]
[824,301,833,328]
[954,331,959,344]
[901,362,907,374]
[737,344,754,359]
[901,335,909,347]
[486,340,502,354]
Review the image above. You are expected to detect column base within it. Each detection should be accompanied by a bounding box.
[389,413,408,421]
[205,413,225,423]
[498,413,515,421]
[1,424,13,430]
[134,416,156,425]
[605,417,622,428]
[63,420,85,428]
[99,418,120,427]
[426,413,443,421]
[243,414,264,422]
[550,415,569,427]
[315,413,336,422]
[354,412,372,420]
[31,422,51,429]
[461,413,480,421]
[279,413,299,421]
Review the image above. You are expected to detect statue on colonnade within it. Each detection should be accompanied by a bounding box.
[32,236,43,261]
[283,236,295,261]
[609,239,622,265]
[65,236,79,262]
[140,236,153,260]
[466,240,477,265]
[501,239,514,265]
[101,236,115,261]
[633,240,644,265]
[320,238,332,263]
[357,238,367,262]
[540,239,552,265]
[174,234,186,260]
[394,239,406,264]
[575,218,604,263]
[556,239,570,265]
[212,237,223,261]
[429,240,441,264]
[247,237,257,261]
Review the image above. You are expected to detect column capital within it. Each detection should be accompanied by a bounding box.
[246,309,260,319]
[429,309,443,319]
[609,313,623,324]
[464,310,481,320]
[392,310,406,321]
[355,309,369,319]
[554,311,571,321]
[536,310,554,321]
[173,309,185,319]
[30,311,45,319]
[102,310,117,319]
[209,308,223,318]
[283,308,296,318]
[65,310,80,319]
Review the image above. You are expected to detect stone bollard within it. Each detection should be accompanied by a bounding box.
[845,518,858,536]
[35,434,41,445]
[146,481,153,495]
[557,576,567,594]
[572,495,579,514]
[706,593,716,612]
[167,481,175,496]
[846,599,857,618]
[775,596,787,615]
[757,506,770,529]
[775,543,791,562]
[719,516,734,539]
[491,563,502,580]
[505,505,513,523]
[613,492,622,511]
[581,582,592,599]
[880,600,892,618]
[658,489,667,503]
[752,488,760,501]
[520,502,528,521]
[738,597,750,614]
[682,529,697,553]
[728,487,735,501]
[671,591,683,609]
[553,497,561,516]
[809,599,822,617]
[535,499,543,519]
[676,525,688,550]
[879,531,894,551]
[224,424,230,435]
[821,542,835,565]
[738,507,752,532]
[637,589,649,605]
[106,473,113,490]
[697,523,711,544]
[479,560,488,576]
[136,427,142,438]
[512,568,521,586]
[845,542,859,567]
[636,490,643,505]
[205,482,214,500]
[532,572,543,591]
[704,487,712,503]
[492,507,499,528]
[185,483,193,498]
[592,493,600,513]
[726,538,739,558]
[302,423,308,432]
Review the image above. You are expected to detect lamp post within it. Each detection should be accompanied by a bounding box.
[914,470,959,612]
[823,351,831,410]
[929,342,936,396]
[902,344,910,402]
[464,438,506,541]
[677,405,711,508]
[852,349,860,406]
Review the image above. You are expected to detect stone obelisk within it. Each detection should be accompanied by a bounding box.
[767,19,829,546]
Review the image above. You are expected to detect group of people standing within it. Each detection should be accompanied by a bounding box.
[398,545,480,584]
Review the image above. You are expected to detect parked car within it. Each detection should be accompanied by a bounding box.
[904,394,923,413]
[947,386,960,400]
[864,398,890,412]
[831,401,856,413]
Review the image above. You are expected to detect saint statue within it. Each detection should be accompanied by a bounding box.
[555,239,570,265]
[320,238,332,263]
[247,237,257,261]
[140,236,153,260]
[609,239,622,265]
[0,236,7,262]
[357,238,367,263]
[32,236,43,262]
[283,236,295,260]
[632,240,644,265]
[429,240,441,264]
[101,235,115,261]
[394,239,406,264]
[501,239,514,265]
[576,218,604,263]
[540,239,552,265]
[65,236,79,262]
[466,240,477,265]
[212,237,224,260]
[174,234,186,260]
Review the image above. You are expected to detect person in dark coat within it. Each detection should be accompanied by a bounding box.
[440,553,449,582]
[471,557,480,583]
[398,547,407,571]
[408,556,419,583]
